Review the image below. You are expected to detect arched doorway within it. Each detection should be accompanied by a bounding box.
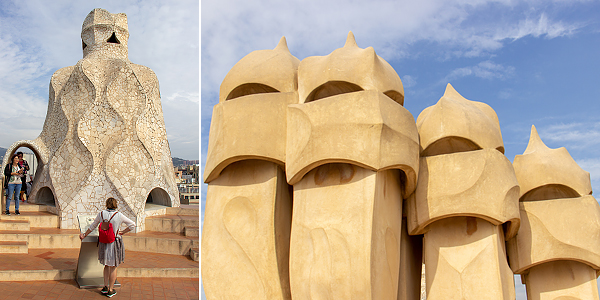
[36,187,56,206]
[2,142,47,208]
[145,187,171,208]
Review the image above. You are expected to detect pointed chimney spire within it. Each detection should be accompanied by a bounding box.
[344,31,358,48]
[274,36,289,52]
[443,83,467,101]
[523,125,550,155]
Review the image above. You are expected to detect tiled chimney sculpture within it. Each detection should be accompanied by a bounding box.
[507,125,600,300]
[202,37,297,300]
[286,32,419,300]
[407,84,520,299]
[5,8,179,231]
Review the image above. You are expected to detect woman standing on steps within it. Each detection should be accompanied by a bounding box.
[4,154,24,215]
[79,197,136,298]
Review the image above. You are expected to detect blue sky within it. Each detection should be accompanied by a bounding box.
[0,0,199,160]
[202,0,600,298]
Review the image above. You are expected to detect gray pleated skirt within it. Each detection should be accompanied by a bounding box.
[98,236,125,267]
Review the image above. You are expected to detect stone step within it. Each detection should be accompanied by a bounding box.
[0,249,199,281]
[0,228,80,249]
[190,247,199,262]
[145,215,199,233]
[184,226,199,237]
[9,203,49,212]
[0,211,59,228]
[0,228,200,253]
[123,231,198,256]
[0,220,30,231]
[166,207,199,216]
[0,241,28,253]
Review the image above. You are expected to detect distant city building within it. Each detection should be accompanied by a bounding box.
[178,183,199,205]
[174,164,199,204]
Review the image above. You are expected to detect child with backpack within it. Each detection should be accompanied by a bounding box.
[79,197,136,297]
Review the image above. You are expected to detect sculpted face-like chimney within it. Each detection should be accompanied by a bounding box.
[81,8,129,59]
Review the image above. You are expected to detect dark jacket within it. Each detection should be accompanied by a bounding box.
[3,164,11,188]
[4,163,22,187]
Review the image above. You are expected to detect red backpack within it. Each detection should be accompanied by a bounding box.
[98,211,118,244]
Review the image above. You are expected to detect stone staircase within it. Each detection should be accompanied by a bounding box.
[130,206,199,260]
[0,203,67,254]
[0,202,199,281]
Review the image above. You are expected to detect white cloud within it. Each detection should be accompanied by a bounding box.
[402,75,417,88]
[540,121,600,150]
[163,91,200,160]
[577,158,600,197]
[504,13,580,40]
[577,158,600,181]
[443,60,515,83]
[201,0,586,112]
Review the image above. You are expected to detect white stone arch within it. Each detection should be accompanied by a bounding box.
[2,139,53,206]
[2,139,48,170]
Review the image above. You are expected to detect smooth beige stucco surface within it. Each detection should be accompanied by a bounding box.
[297,32,404,105]
[507,195,600,274]
[286,32,419,196]
[219,37,299,103]
[407,148,520,238]
[285,33,420,300]
[507,125,600,300]
[286,90,419,194]
[203,91,296,183]
[202,37,297,300]
[513,125,592,200]
[523,261,599,300]
[204,37,300,183]
[416,84,504,157]
[424,217,515,300]
[202,160,292,300]
[289,165,402,300]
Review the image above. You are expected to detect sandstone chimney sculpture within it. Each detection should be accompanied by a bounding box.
[201,37,297,300]
[4,8,179,231]
[407,84,519,299]
[507,125,600,300]
[286,32,419,300]
[201,33,600,300]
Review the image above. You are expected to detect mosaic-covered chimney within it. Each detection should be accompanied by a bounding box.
[4,8,179,231]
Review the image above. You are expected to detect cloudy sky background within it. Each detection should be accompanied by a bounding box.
[0,0,199,160]
[202,0,600,298]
